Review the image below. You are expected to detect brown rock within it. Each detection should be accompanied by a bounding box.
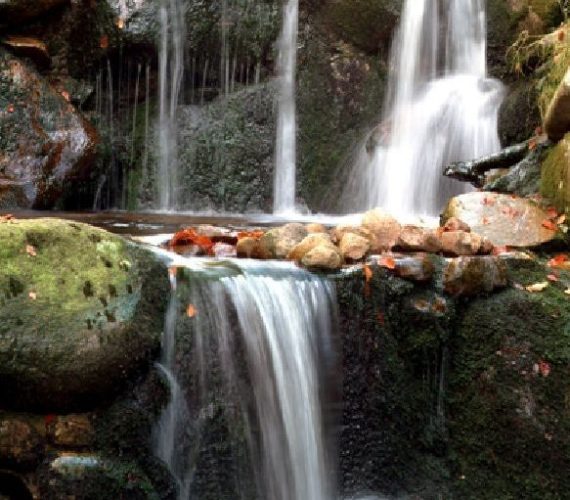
[443,256,508,296]
[362,208,401,252]
[0,415,44,466]
[339,233,370,261]
[306,223,327,234]
[441,231,482,256]
[480,237,494,255]
[397,225,442,253]
[259,224,308,259]
[194,225,238,244]
[393,254,435,282]
[2,36,50,69]
[287,233,333,262]
[236,237,259,258]
[330,224,372,244]
[442,192,556,247]
[301,245,343,270]
[443,217,471,233]
[544,67,570,142]
[52,415,94,448]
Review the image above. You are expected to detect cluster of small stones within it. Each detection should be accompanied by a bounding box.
[175,208,513,298]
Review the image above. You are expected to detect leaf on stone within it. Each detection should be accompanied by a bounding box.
[237,230,264,240]
[541,219,557,231]
[538,360,551,377]
[546,207,559,219]
[7,104,14,113]
[28,291,37,300]
[186,304,197,318]
[547,274,559,282]
[378,256,396,270]
[525,282,549,293]
[548,254,568,268]
[169,228,214,255]
[25,244,37,257]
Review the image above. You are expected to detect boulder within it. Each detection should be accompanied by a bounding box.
[397,225,442,253]
[443,256,508,296]
[0,218,168,412]
[339,232,370,261]
[52,415,94,448]
[0,414,44,467]
[258,223,308,259]
[440,231,482,256]
[1,37,51,69]
[287,233,334,262]
[442,217,471,233]
[443,192,557,247]
[0,48,97,209]
[543,67,570,142]
[301,245,343,270]
[361,208,401,252]
[236,237,259,259]
[306,223,327,234]
[392,254,435,282]
[331,224,373,244]
[541,132,570,214]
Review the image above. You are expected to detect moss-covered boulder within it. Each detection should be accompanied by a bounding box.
[0,218,168,413]
[449,258,570,499]
[541,132,570,214]
[0,48,98,209]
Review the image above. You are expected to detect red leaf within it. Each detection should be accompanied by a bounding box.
[546,207,559,219]
[169,228,214,255]
[547,274,559,282]
[548,254,568,268]
[539,360,551,377]
[237,230,264,240]
[378,256,396,270]
[542,219,557,231]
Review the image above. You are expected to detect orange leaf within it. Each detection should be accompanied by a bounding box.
[378,256,396,270]
[482,216,490,225]
[170,228,215,255]
[186,304,197,318]
[548,254,568,268]
[558,29,565,42]
[237,230,265,240]
[363,264,373,283]
[542,219,557,231]
[100,35,109,49]
[547,274,559,282]
[529,138,537,151]
[7,104,14,113]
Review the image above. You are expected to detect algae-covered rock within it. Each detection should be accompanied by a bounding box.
[0,218,168,412]
[541,132,570,214]
[0,48,98,209]
[449,258,570,498]
[37,453,163,499]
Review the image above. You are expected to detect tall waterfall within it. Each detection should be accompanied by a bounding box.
[154,259,336,500]
[274,0,299,214]
[157,0,185,210]
[343,0,504,217]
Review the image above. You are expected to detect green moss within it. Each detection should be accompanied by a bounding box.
[541,132,570,214]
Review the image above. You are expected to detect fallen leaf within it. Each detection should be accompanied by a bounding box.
[546,207,559,219]
[535,126,543,136]
[61,90,70,102]
[542,219,557,231]
[378,255,396,270]
[548,254,568,268]
[44,414,56,426]
[237,230,265,240]
[525,282,549,293]
[28,291,37,300]
[482,216,490,225]
[538,360,551,377]
[25,244,37,257]
[7,104,14,113]
[186,304,197,318]
[376,310,385,325]
[482,195,495,206]
[565,289,570,296]
[529,138,537,151]
[169,228,214,255]
[558,29,565,42]
[547,274,559,282]
[363,264,373,282]
[100,35,109,49]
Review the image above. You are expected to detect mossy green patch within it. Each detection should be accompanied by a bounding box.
[541,132,570,213]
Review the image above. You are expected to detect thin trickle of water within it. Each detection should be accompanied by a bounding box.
[157,0,186,210]
[153,258,336,500]
[343,0,504,217]
[274,0,299,215]
[142,63,151,181]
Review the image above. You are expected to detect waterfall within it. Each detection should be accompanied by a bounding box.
[343,0,504,217]
[153,259,336,500]
[157,0,185,211]
[274,0,299,215]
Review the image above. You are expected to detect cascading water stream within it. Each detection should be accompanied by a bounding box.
[157,0,185,210]
[342,0,504,217]
[274,0,299,215]
[153,257,336,500]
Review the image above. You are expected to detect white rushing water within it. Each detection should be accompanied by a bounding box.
[274,0,299,215]
[157,0,185,210]
[343,0,504,217]
[153,258,336,500]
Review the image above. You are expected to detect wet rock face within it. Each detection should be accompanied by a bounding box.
[0,48,97,209]
[0,0,68,24]
[541,132,570,214]
[0,218,168,412]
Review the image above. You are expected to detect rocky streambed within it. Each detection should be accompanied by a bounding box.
[0,197,569,498]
